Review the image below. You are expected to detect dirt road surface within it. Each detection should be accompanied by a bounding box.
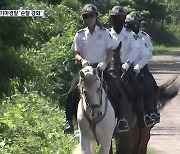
[148,51,180,154]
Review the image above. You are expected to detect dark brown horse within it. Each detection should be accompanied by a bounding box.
[104,42,137,154]
[132,75,180,154]
[106,43,180,154]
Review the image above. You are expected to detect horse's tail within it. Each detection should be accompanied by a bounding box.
[158,74,180,110]
[72,144,83,154]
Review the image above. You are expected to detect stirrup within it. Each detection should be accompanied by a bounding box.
[116,118,129,132]
[151,113,160,124]
[144,114,154,127]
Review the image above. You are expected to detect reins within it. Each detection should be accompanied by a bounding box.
[81,70,108,145]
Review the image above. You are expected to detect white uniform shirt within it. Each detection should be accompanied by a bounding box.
[72,26,112,63]
[133,35,151,69]
[138,31,154,59]
[109,27,140,63]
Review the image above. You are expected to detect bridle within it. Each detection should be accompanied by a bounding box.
[80,70,108,145]
[81,80,103,113]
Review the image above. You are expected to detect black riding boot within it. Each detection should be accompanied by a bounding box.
[104,71,129,133]
[106,84,129,132]
[130,73,154,128]
[64,91,75,134]
[64,74,79,134]
[115,84,129,132]
[137,71,154,116]
[144,65,160,124]
[135,94,154,128]
[151,85,160,124]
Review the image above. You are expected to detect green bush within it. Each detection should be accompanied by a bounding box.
[0,91,78,154]
[0,0,179,153]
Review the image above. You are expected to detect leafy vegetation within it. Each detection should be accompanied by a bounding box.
[154,45,180,55]
[0,0,179,153]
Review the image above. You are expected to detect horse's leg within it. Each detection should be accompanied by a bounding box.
[99,111,115,154]
[78,114,91,153]
[114,132,132,154]
[80,134,91,154]
[90,140,96,154]
[131,124,140,154]
[139,128,151,154]
[99,139,112,154]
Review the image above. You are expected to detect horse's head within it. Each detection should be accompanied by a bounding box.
[79,66,103,119]
[106,41,122,79]
[112,41,122,66]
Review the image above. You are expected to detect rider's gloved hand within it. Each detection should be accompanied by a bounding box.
[81,59,90,68]
[97,62,107,71]
[122,61,131,71]
[134,64,141,75]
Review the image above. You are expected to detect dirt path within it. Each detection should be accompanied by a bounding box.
[148,51,180,154]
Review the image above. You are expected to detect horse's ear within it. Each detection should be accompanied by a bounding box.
[80,70,85,79]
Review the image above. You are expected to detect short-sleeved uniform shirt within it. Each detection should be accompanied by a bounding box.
[109,27,140,63]
[138,31,154,58]
[72,26,112,64]
[133,35,151,68]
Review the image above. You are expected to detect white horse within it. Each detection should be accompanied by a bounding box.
[73,66,116,154]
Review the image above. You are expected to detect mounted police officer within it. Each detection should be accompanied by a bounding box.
[64,4,113,134]
[109,6,154,129]
[125,11,160,124]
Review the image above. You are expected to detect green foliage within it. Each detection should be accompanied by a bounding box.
[0,0,179,153]
[0,91,78,153]
[0,1,82,102]
[154,45,180,54]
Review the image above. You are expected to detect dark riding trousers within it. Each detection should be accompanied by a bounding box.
[137,65,159,114]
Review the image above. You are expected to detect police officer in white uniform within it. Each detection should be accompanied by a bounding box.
[109,6,154,129]
[125,11,160,124]
[64,4,113,134]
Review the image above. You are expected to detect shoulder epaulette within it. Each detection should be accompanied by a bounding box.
[77,29,85,33]
[126,28,132,32]
[141,31,147,35]
[100,27,106,30]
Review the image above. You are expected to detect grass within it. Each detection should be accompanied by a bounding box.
[153,45,180,55]
[148,148,156,154]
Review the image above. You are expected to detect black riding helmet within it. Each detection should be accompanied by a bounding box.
[110,6,127,33]
[82,4,99,16]
[125,11,142,25]
[109,6,126,16]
